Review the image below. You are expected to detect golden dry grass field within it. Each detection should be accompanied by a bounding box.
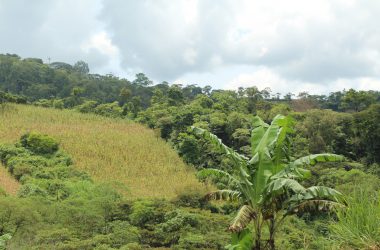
[0,163,20,195]
[0,104,206,199]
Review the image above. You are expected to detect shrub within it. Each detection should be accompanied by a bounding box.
[94,102,122,118]
[12,163,34,180]
[18,183,47,198]
[120,243,142,250]
[108,221,140,248]
[7,154,48,168]
[0,144,26,164]
[0,233,12,250]
[20,132,59,155]
[76,100,98,113]
[35,228,75,245]
[0,187,6,197]
[174,232,223,250]
[34,99,53,108]
[129,200,156,227]
[52,99,64,109]
[173,188,207,208]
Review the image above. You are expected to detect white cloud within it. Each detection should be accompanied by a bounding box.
[82,32,119,56]
[225,67,288,92]
[0,0,379,93]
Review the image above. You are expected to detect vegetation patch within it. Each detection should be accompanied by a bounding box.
[0,104,205,199]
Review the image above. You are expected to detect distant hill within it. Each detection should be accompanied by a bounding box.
[0,104,205,198]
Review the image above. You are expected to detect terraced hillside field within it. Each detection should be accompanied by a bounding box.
[0,104,205,198]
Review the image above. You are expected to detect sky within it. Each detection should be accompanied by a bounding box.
[0,0,380,95]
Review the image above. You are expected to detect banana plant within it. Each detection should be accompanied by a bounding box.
[192,115,346,250]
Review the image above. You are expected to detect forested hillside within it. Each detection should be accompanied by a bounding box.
[1,54,380,249]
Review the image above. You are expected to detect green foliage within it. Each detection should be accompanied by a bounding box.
[1,53,380,249]
[0,91,26,104]
[173,188,208,208]
[226,229,253,250]
[73,60,89,75]
[192,115,345,249]
[94,101,123,117]
[108,221,140,248]
[175,232,223,249]
[331,190,380,249]
[129,200,157,227]
[354,104,380,163]
[0,233,12,250]
[76,100,98,113]
[20,132,59,155]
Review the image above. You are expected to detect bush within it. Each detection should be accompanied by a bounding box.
[7,154,48,169]
[173,188,207,208]
[34,99,53,108]
[12,163,34,180]
[0,187,6,197]
[174,232,224,250]
[20,132,59,155]
[94,102,122,118]
[76,100,98,114]
[129,200,156,227]
[0,233,12,250]
[18,183,47,198]
[108,221,140,248]
[0,144,26,164]
[120,243,142,250]
[35,228,75,245]
[52,99,64,109]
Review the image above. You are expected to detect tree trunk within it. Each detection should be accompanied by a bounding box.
[268,218,276,250]
[253,217,262,250]
[268,239,275,250]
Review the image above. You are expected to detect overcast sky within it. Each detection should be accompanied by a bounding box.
[1,0,380,94]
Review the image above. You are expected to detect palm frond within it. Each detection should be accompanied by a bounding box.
[293,153,345,167]
[229,205,256,232]
[271,115,294,171]
[262,178,306,206]
[197,168,239,186]
[286,186,346,215]
[302,186,345,203]
[251,116,269,155]
[287,199,344,215]
[265,178,306,195]
[205,189,242,202]
[191,126,248,165]
[271,163,311,180]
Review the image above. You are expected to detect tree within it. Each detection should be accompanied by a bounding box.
[245,87,263,114]
[283,92,294,102]
[202,85,212,96]
[353,104,380,163]
[119,87,132,106]
[132,73,153,86]
[192,115,345,250]
[73,60,89,75]
[168,85,184,106]
[49,62,73,72]
[340,89,376,112]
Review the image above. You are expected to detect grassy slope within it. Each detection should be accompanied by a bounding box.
[0,104,205,199]
[0,163,20,195]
